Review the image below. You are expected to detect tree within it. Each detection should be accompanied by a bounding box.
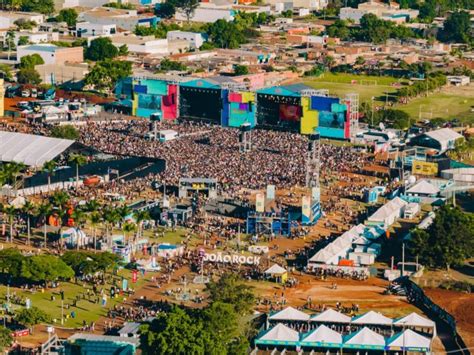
[102,206,120,247]
[4,31,15,61]
[122,222,136,246]
[50,125,79,140]
[234,65,249,76]
[16,307,51,327]
[141,306,206,354]
[22,200,36,245]
[206,273,255,314]
[42,160,57,192]
[89,211,101,252]
[155,1,176,18]
[0,248,24,278]
[17,36,29,46]
[207,20,246,49]
[4,205,17,243]
[21,255,74,285]
[0,326,12,351]
[84,60,132,92]
[68,154,87,189]
[409,205,474,270]
[440,11,472,44]
[61,251,96,276]
[0,64,13,81]
[133,210,150,245]
[118,44,129,56]
[14,19,36,30]
[56,8,78,27]
[175,0,199,22]
[36,202,52,246]
[17,68,41,85]
[85,37,118,61]
[21,0,54,14]
[158,59,187,72]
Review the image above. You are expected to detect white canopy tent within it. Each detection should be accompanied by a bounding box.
[256,323,299,345]
[367,197,408,228]
[268,307,310,322]
[387,329,432,351]
[344,327,386,349]
[394,312,436,335]
[0,131,74,168]
[351,311,393,326]
[310,308,351,324]
[406,180,440,196]
[300,325,342,347]
[264,264,287,275]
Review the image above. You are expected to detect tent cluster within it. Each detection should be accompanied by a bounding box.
[256,323,432,352]
[256,307,436,353]
[307,224,385,267]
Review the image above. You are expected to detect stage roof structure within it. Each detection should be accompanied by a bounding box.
[0,131,74,168]
[268,307,310,322]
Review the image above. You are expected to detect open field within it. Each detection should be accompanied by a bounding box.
[303,73,474,121]
[397,85,474,121]
[303,73,400,103]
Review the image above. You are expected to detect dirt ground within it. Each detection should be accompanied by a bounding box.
[424,288,474,351]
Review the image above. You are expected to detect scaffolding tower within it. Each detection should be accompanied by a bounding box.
[306,133,321,188]
[239,123,252,153]
[345,93,359,137]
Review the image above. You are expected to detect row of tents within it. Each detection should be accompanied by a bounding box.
[268,307,436,334]
[255,323,432,353]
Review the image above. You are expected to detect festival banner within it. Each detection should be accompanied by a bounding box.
[412,161,438,176]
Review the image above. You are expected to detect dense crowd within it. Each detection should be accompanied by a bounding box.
[78,120,372,194]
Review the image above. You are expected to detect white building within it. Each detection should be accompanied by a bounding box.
[54,0,110,11]
[174,4,235,22]
[366,197,408,229]
[110,34,170,56]
[166,31,205,49]
[17,44,84,65]
[0,30,58,46]
[340,1,419,24]
[76,22,116,38]
[80,7,158,31]
[0,11,44,29]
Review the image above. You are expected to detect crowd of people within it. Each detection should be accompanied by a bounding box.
[78,120,373,195]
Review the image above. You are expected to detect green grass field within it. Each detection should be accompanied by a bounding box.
[303,73,474,121]
[0,268,153,329]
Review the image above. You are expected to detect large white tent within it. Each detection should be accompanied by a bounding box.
[367,197,408,228]
[264,264,287,275]
[0,131,74,168]
[310,309,351,324]
[268,307,310,322]
[394,312,436,334]
[255,323,299,346]
[351,311,393,326]
[387,329,431,351]
[300,325,342,348]
[343,327,385,349]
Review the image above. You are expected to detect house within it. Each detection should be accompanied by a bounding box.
[0,30,58,46]
[340,1,418,24]
[446,75,470,86]
[17,44,84,65]
[166,31,205,49]
[0,11,44,29]
[36,63,89,85]
[409,128,464,153]
[76,22,117,38]
[174,3,235,22]
[80,7,158,31]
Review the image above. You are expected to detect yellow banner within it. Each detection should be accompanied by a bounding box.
[412,161,438,175]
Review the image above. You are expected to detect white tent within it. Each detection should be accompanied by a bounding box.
[265,264,287,275]
[406,180,440,196]
[268,306,310,321]
[387,329,431,350]
[308,249,333,264]
[310,308,351,324]
[394,312,436,330]
[344,327,385,348]
[300,325,342,346]
[351,311,393,325]
[367,197,408,228]
[256,323,299,344]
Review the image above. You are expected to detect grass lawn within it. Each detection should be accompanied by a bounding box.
[394,86,474,122]
[303,73,401,103]
[303,73,474,120]
[0,268,155,329]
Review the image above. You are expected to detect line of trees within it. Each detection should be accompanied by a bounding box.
[397,72,446,102]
